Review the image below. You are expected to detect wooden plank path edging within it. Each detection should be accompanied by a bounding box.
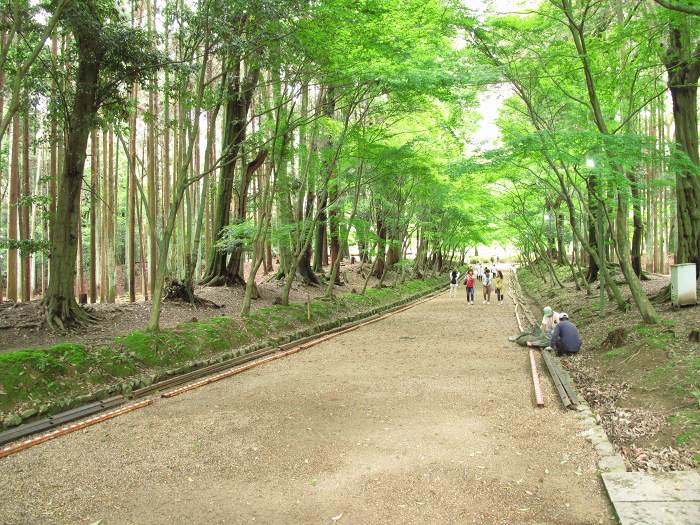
[541,349,578,409]
[0,396,124,447]
[0,400,153,459]
[0,283,445,460]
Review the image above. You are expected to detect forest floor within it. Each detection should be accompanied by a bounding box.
[517,266,699,472]
[0,288,615,525]
[0,261,387,353]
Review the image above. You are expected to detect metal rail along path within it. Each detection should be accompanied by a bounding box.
[0,286,446,460]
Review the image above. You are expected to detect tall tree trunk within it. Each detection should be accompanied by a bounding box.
[201,61,260,286]
[585,176,599,282]
[101,129,109,301]
[147,91,157,297]
[665,27,700,278]
[137,195,148,300]
[107,128,116,302]
[0,30,4,302]
[43,6,103,327]
[323,88,342,283]
[7,112,19,301]
[630,171,643,277]
[224,149,267,285]
[49,36,58,249]
[373,213,386,278]
[89,129,97,303]
[20,109,30,301]
[128,85,137,301]
[554,202,566,265]
[313,192,328,271]
[298,186,318,283]
[616,191,660,323]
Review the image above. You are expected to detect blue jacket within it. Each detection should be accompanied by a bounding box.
[550,320,581,353]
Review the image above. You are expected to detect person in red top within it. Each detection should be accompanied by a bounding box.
[464,269,475,305]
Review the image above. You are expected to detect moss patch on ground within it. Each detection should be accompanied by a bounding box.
[0,277,442,426]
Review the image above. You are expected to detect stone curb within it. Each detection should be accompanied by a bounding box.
[575,398,627,473]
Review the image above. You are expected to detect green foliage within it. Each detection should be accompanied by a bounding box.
[216,221,259,253]
[0,238,50,256]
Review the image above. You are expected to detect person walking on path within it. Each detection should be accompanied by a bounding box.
[482,268,493,304]
[476,263,483,281]
[494,270,505,305]
[548,313,581,355]
[449,269,460,297]
[464,269,475,305]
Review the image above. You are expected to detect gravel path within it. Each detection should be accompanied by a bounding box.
[0,291,615,524]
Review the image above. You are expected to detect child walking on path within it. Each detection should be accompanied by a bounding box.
[494,271,505,305]
[482,268,492,304]
[464,269,475,305]
[449,270,460,297]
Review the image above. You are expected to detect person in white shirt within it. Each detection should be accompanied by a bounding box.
[476,263,483,281]
[512,306,561,348]
[540,306,560,336]
[482,268,493,304]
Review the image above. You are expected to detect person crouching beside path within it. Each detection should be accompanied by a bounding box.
[540,306,560,337]
[449,269,460,297]
[464,269,475,305]
[511,306,560,348]
[548,312,581,356]
[482,268,493,304]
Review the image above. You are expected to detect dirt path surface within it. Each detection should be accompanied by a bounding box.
[0,291,615,524]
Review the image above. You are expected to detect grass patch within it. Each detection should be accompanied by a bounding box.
[0,276,442,423]
[603,346,632,360]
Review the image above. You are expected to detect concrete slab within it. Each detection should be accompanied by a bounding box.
[603,471,700,525]
[613,502,700,525]
[603,471,700,501]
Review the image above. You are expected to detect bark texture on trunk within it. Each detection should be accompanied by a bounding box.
[313,192,328,271]
[373,214,386,277]
[630,172,643,277]
[201,62,259,286]
[7,112,19,301]
[665,27,700,278]
[585,176,599,282]
[43,3,103,327]
[224,149,267,285]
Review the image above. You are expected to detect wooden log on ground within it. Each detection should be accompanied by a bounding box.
[529,350,545,407]
[541,349,573,409]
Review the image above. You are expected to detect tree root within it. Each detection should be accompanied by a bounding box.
[164,279,222,308]
[200,275,227,287]
[42,297,97,332]
[652,284,671,304]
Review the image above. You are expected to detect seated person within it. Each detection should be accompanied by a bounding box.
[540,306,560,336]
[548,313,581,356]
[511,306,560,348]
